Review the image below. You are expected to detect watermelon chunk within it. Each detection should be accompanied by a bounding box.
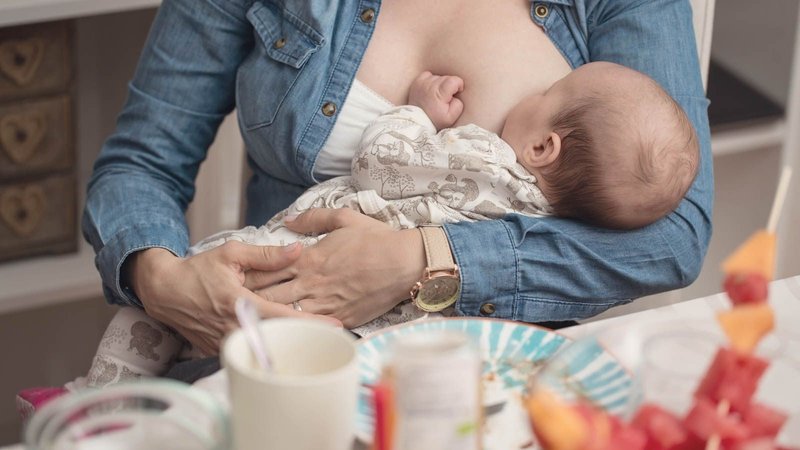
[743,403,788,439]
[607,414,647,450]
[723,273,769,306]
[694,347,769,413]
[631,403,689,450]
[684,397,748,441]
[717,304,775,353]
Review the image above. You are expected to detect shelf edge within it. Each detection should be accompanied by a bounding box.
[711,119,786,157]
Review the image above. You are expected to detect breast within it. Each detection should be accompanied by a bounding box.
[356,0,572,134]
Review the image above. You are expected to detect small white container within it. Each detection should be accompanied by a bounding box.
[386,330,482,450]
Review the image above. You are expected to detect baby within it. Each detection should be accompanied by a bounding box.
[78,61,699,387]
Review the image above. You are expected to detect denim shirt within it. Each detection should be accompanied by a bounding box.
[83,0,712,322]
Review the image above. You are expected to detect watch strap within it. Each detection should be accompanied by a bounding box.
[419,226,456,271]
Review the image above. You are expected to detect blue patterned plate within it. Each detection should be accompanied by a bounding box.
[355,318,633,448]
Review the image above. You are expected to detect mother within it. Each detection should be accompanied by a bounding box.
[83,0,712,355]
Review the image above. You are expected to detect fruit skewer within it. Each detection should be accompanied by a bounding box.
[704,166,792,450]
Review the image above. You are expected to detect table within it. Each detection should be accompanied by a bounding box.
[7,276,800,449]
[562,275,800,367]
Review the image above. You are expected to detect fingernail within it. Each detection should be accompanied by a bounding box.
[284,214,298,223]
[283,242,300,253]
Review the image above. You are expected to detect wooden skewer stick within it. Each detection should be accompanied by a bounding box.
[704,399,731,450]
[767,166,793,234]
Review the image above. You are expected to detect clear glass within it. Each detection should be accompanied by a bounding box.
[24,380,230,450]
[638,328,722,414]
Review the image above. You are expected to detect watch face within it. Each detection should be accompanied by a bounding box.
[420,276,460,305]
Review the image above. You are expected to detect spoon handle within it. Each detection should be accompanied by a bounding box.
[234,297,272,372]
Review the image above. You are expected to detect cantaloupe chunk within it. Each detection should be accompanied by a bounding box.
[525,388,589,450]
[721,230,776,281]
[716,304,775,353]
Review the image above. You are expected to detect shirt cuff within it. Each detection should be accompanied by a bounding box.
[94,222,189,308]
[443,219,517,319]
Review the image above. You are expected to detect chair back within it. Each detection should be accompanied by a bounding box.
[690,0,716,89]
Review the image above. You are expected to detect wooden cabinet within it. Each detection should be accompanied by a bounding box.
[0,21,75,262]
[0,174,76,262]
[0,21,71,101]
[0,95,73,178]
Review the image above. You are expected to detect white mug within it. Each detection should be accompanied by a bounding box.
[222,318,358,450]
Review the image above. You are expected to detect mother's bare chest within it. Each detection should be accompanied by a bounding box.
[357,0,571,134]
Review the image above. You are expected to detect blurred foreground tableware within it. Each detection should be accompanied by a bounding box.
[355,318,633,450]
[222,318,358,450]
[24,379,229,450]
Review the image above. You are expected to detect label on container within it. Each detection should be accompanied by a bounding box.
[388,331,482,450]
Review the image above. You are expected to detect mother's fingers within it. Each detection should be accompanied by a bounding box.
[244,267,294,291]
[284,208,381,235]
[254,278,303,305]
[222,240,302,272]
[288,299,337,316]
[249,293,342,327]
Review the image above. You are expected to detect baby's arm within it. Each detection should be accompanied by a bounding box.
[407,71,464,130]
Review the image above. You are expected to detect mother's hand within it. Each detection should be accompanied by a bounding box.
[128,241,341,356]
[245,209,426,328]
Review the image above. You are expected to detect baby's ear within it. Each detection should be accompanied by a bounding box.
[525,132,561,168]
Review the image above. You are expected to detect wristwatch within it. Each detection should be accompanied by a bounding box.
[410,226,461,312]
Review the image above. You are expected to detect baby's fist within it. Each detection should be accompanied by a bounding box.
[408,71,465,130]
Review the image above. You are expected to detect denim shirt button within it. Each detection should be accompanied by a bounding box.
[479,303,496,316]
[321,102,337,117]
[273,37,286,49]
[534,4,549,19]
[360,8,376,23]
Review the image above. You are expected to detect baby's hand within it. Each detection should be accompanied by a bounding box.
[408,71,465,130]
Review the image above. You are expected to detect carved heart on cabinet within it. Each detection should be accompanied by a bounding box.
[0,185,46,237]
[0,111,45,164]
[0,38,45,86]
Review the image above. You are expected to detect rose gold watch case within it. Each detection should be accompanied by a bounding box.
[411,266,461,312]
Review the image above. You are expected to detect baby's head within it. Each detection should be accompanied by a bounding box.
[501,62,699,229]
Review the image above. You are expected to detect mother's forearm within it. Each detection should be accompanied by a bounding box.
[445,204,710,323]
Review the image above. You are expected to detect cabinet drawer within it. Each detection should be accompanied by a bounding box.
[0,174,76,262]
[0,95,73,179]
[0,21,71,101]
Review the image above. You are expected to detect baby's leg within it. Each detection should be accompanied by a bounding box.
[84,307,184,388]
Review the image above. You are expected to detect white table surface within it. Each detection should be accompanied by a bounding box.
[7,275,799,450]
[561,275,800,366]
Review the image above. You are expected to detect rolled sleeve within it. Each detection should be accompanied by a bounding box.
[92,222,186,307]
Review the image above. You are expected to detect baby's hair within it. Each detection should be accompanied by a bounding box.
[627,93,699,225]
[539,98,613,225]
[540,72,699,230]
